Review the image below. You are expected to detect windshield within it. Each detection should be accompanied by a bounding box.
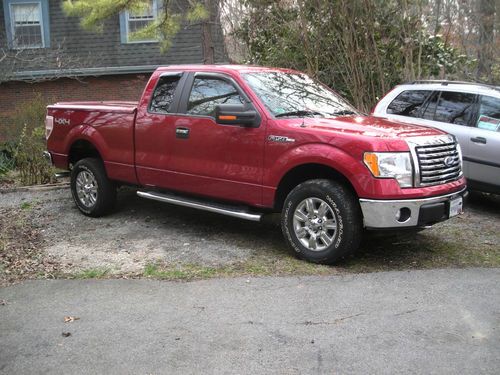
[242,71,359,118]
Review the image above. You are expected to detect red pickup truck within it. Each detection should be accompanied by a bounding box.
[45,65,467,264]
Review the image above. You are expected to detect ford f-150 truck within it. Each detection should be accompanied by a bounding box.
[45,65,467,264]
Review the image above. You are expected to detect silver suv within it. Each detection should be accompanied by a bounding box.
[372,81,500,194]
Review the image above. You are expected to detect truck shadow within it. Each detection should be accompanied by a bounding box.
[113,187,498,271]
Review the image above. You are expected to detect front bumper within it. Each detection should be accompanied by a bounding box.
[359,187,468,229]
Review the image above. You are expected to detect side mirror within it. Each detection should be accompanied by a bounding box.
[215,104,260,128]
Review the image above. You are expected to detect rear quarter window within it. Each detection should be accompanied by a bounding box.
[477,95,500,132]
[387,90,432,117]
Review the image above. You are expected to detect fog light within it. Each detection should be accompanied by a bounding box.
[396,207,411,223]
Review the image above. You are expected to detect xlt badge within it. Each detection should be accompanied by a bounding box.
[268,135,295,143]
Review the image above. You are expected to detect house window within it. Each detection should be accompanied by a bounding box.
[120,0,158,44]
[3,0,50,49]
[11,3,43,47]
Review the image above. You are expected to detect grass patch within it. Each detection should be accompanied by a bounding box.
[142,257,337,281]
[75,268,109,279]
[20,202,32,210]
[144,263,218,280]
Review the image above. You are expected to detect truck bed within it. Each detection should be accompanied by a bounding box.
[48,101,138,113]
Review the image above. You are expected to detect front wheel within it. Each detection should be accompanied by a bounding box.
[70,158,116,217]
[281,179,362,264]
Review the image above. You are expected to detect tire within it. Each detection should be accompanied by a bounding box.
[70,157,116,217]
[281,179,362,264]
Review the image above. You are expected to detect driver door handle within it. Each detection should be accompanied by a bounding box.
[176,127,190,139]
[470,137,487,144]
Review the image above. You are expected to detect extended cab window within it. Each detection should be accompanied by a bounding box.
[149,75,181,113]
[387,90,432,117]
[477,95,500,132]
[432,91,476,125]
[186,77,244,117]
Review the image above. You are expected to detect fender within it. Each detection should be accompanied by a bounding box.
[265,143,374,197]
[65,124,109,161]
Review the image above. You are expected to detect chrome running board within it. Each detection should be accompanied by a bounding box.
[137,191,263,222]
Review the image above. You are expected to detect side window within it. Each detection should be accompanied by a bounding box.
[421,92,439,120]
[149,75,181,114]
[387,90,432,117]
[476,95,500,132]
[187,77,244,117]
[433,91,476,125]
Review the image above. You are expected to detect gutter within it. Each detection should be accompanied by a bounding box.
[6,65,160,82]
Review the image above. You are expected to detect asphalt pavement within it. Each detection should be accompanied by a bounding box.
[1,268,499,374]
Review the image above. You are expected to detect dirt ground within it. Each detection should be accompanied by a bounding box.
[0,186,499,284]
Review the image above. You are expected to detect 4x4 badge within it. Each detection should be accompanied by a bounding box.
[268,135,295,143]
[54,118,70,125]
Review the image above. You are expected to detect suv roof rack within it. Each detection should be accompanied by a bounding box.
[407,80,500,91]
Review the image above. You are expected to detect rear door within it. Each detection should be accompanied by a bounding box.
[466,95,500,189]
[134,71,188,187]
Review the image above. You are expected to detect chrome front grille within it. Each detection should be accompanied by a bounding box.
[415,141,462,186]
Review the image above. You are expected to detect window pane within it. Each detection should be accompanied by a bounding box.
[387,90,431,117]
[477,96,500,132]
[11,3,43,48]
[127,0,155,41]
[12,3,40,22]
[129,1,154,18]
[421,92,439,120]
[149,76,181,113]
[434,91,476,125]
[187,78,244,117]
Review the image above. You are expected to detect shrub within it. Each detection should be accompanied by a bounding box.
[0,152,14,176]
[4,94,56,185]
[14,125,56,185]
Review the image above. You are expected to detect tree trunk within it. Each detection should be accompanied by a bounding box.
[202,0,215,64]
[477,0,495,80]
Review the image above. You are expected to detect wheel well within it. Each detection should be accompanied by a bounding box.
[68,140,102,167]
[274,163,358,211]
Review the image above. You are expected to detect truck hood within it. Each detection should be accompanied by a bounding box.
[293,115,444,138]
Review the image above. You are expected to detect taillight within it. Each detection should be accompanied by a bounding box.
[45,115,54,140]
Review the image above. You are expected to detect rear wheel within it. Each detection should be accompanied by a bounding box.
[281,179,362,264]
[71,158,116,217]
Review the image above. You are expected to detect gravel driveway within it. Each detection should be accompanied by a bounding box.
[0,186,499,280]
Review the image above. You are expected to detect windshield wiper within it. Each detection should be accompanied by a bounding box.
[275,110,323,118]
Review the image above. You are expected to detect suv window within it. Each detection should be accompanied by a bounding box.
[433,91,476,125]
[477,95,500,132]
[387,90,432,117]
[149,75,181,114]
[187,77,244,117]
[421,92,439,120]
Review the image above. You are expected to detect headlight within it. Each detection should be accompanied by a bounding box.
[363,152,413,187]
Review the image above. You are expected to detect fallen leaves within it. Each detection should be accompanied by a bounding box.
[64,316,80,323]
[0,207,61,286]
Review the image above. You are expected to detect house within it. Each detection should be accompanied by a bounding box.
[0,0,226,140]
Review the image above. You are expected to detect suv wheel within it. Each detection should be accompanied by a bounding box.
[281,179,362,264]
[71,158,116,217]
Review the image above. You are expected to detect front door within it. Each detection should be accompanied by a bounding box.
[163,73,267,206]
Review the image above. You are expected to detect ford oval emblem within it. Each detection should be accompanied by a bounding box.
[443,156,454,167]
